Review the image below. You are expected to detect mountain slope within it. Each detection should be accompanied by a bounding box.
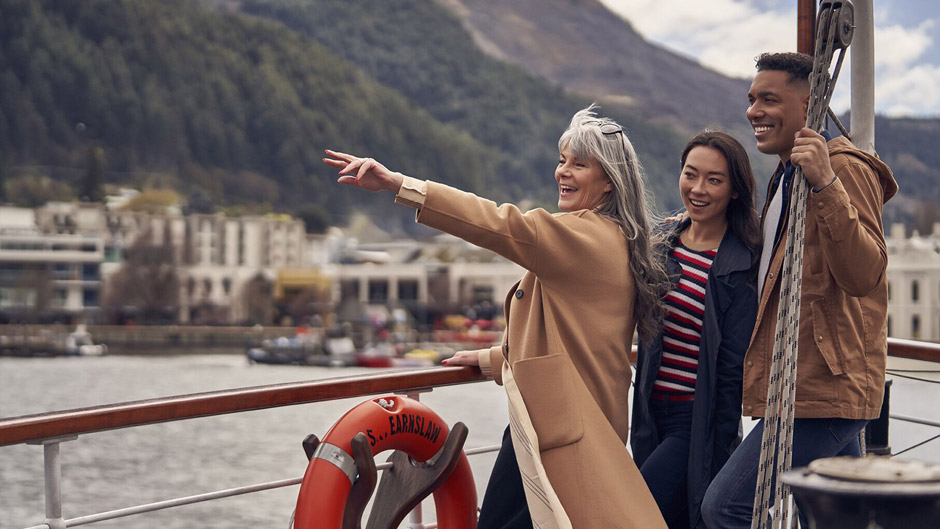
[437,0,753,136]
[0,0,504,225]
[238,0,689,208]
[2,0,935,231]
[436,0,940,225]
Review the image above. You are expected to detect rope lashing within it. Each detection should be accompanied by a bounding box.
[750,2,855,529]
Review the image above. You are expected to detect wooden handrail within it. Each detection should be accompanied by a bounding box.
[1,338,937,448]
[0,366,485,448]
[886,337,940,362]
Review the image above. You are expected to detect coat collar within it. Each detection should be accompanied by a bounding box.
[660,218,753,276]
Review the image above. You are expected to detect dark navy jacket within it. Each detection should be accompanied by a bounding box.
[631,218,757,529]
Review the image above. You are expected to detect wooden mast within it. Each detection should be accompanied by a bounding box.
[797,0,816,54]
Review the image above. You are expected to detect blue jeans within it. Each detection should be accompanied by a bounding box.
[639,398,694,529]
[701,417,867,529]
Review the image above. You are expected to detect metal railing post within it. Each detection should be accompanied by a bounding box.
[403,389,431,529]
[28,436,78,529]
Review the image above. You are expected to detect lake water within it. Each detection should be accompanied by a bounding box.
[1,354,939,529]
[0,354,509,529]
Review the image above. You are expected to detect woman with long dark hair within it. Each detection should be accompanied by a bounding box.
[630,130,761,529]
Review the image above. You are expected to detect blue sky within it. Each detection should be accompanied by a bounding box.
[600,0,940,117]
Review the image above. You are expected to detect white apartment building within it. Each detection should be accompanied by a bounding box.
[35,202,307,323]
[24,195,940,338]
[886,223,940,342]
[0,207,104,321]
[27,200,528,326]
[328,234,524,323]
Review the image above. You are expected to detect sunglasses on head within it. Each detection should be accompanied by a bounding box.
[587,120,624,136]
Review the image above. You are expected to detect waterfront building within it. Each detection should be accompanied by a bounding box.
[34,201,307,324]
[886,223,940,342]
[0,206,104,322]
[27,198,527,327]
[325,233,524,325]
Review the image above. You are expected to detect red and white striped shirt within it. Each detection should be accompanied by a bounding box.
[652,239,717,399]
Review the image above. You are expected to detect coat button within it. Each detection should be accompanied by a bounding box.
[818,335,823,341]
[515,289,524,299]
[769,272,774,279]
[747,360,753,367]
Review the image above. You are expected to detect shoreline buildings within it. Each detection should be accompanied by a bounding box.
[0,197,523,327]
[2,196,936,342]
[886,223,940,341]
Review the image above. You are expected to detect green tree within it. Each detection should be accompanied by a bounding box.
[183,187,214,215]
[80,144,106,202]
[242,273,274,326]
[3,171,74,206]
[121,188,180,213]
[295,204,329,234]
[103,229,180,324]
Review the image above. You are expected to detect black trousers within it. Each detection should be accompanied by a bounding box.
[476,425,533,529]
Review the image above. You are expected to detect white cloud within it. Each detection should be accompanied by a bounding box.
[874,21,934,69]
[599,0,940,117]
[601,0,796,78]
[694,11,796,78]
[831,20,940,116]
[611,0,754,38]
[877,63,940,116]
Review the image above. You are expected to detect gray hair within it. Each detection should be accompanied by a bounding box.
[558,105,666,343]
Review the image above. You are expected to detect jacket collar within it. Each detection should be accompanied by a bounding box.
[661,217,752,276]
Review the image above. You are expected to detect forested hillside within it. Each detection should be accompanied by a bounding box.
[0,0,688,231]
[1,0,936,232]
[239,0,687,205]
[0,0,504,228]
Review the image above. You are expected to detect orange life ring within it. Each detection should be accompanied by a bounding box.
[293,396,477,529]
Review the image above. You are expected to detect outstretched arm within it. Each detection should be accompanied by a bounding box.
[323,148,543,273]
[323,149,405,194]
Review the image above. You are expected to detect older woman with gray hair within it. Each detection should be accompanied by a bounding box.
[323,106,667,529]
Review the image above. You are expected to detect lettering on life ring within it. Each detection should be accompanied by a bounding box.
[292,396,477,529]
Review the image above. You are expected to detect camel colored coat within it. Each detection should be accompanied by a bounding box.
[397,179,665,528]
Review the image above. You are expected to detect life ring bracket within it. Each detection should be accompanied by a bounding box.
[293,396,477,529]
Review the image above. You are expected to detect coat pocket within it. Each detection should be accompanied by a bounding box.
[810,298,846,376]
[512,353,585,450]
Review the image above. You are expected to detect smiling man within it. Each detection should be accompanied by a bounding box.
[700,52,899,529]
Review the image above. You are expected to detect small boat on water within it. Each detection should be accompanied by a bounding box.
[0,324,107,357]
[246,326,357,367]
[245,324,465,368]
[63,325,107,356]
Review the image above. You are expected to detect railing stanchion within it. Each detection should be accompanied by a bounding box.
[28,436,77,529]
[402,389,429,529]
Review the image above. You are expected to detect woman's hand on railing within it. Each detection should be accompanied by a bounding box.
[442,349,483,367]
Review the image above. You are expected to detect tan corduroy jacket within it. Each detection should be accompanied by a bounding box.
[743,136,898,420]
[397,177,666,528]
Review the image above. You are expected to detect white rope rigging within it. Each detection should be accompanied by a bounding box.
[750,2,855,528]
